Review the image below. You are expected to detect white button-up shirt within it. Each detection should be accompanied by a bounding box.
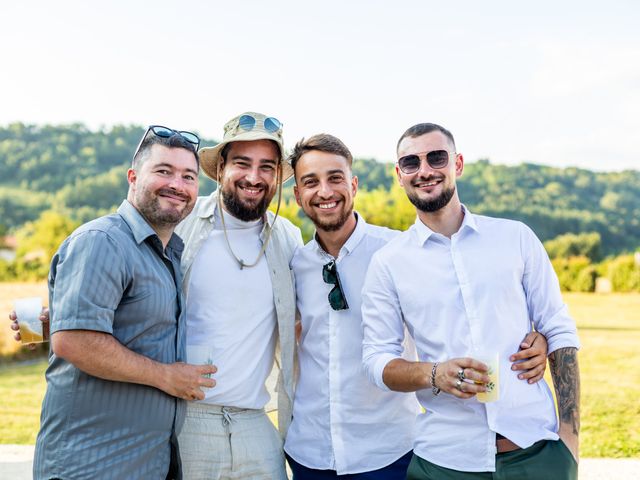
[362,208,580,472]
[284,214,419,475]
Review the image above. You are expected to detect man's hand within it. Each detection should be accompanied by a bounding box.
[434,358,491,399]
[382,357,490,397]
[157,362,217,401]
[510,331,548,383]
[9,308,50,350]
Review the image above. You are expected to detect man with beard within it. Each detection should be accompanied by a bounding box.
[284,134,549,479]
[175,112,302,479]
[33,126,216,480]
[361,123,581,479]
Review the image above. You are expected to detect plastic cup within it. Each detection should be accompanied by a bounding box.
[475,352,500,403]
[14,297,45,344]
[186,345,215,391]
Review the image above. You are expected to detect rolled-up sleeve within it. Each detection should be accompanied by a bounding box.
[50,230,128,334]
[520,224,581,354]
[361,252,406,391]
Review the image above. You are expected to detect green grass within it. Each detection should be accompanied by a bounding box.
[0,360,47,444]
[0,290,638,457]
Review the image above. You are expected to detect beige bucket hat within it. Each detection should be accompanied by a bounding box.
[199,112,294,182]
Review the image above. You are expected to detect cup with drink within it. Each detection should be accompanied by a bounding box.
[473,350,500,403]
[14,297,46,344]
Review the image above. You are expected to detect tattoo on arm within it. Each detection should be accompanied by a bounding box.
[549,347,580,436]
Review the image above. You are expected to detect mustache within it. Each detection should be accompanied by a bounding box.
[236,180,267,190]
[411,174,444,186]
[157,188,191,201]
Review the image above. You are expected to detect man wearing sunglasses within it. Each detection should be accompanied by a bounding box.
[31,126,216,480]
[361,123,580,479]
[174,112,302,479]
[284,134,549,479]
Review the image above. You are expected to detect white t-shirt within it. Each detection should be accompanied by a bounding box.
[185,209,276,409]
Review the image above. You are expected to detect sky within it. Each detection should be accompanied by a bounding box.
[1,0,639,171]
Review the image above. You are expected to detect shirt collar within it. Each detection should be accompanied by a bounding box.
[312,211,365,259]
[117,200,184,253]
[413,204,478,245]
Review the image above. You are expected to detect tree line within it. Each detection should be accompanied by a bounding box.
[1,123,638,290]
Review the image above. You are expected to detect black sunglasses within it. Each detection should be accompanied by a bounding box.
[322,260,349,311]
[237,114,282,134]
[133,125,200,161]
[397,149,452,174]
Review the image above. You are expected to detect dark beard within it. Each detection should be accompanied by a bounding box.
[408,184,456,212]
[136,188,192,227]
[221,188,271,222]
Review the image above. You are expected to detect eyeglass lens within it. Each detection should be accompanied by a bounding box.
[398,150,450,174]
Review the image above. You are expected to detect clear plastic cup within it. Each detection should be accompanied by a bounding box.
[475,351,499,403]
[186,345,215,392]
[14,297,45,344]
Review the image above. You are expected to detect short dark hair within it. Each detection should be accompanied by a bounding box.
[133,133,199,169]
[396,123,456,153]
[288,133,353,174]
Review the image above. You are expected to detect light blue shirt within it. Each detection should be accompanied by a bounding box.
[362,208,580,472]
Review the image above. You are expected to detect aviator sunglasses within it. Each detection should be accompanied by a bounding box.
[236,114,282,134]
[397,149,452,174]
[133,125,200,160]
[322,260,349,311]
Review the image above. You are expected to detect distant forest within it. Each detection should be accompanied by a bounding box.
[1,122,639,256]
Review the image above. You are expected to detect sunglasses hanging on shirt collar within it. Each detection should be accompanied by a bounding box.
[322,260,349,311]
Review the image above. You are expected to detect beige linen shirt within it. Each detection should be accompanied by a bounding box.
[176,191,302,437]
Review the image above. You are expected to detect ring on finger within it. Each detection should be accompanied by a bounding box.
[457,368,465,381]
[455,379,463,391]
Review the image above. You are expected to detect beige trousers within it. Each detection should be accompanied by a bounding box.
[178,403,286,480]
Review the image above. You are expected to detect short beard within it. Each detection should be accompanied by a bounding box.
[408,184,456,213]
[136,188,192,227]
[311,208,353,233]
[221,187,271,222]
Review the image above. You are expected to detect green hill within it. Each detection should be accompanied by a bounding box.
[1,122,638,255]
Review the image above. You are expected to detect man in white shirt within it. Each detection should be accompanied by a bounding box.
[285,134,550,479]
[361,123,580,480]
[175,112,302,479]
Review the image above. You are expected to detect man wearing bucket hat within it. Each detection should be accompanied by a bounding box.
[175,112,301,479]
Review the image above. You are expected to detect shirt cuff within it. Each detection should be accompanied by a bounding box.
[547,336,581,355]
[51,318,114,335]
[371,353,402,391]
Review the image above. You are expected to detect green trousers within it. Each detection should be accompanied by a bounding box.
[407,439,577,480]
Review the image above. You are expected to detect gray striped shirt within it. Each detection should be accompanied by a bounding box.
[34,200,186,480]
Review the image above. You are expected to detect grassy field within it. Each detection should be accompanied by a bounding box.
[0,283,638,457]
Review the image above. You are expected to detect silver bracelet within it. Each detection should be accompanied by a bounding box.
[431,362,441,396]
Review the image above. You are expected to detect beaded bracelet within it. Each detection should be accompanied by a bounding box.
[431,362,441,396]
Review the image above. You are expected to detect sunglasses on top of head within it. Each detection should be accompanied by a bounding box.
[133,125,200,160]
[397,149,453,175]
